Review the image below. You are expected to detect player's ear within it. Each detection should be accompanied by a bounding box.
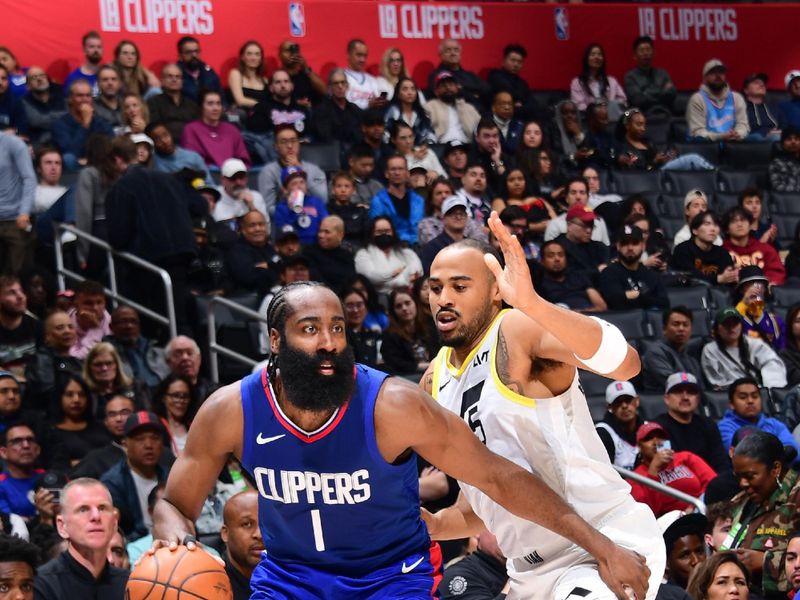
[220,524,229,543]
[270,328,281,354]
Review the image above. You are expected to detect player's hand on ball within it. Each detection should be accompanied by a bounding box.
[484,211,541,313]
[597,545,649,600]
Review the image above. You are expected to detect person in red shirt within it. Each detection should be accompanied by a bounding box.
[722,206,785,285]
[630,421,717,516]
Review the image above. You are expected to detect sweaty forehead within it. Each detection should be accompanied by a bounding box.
[430,246,489,280]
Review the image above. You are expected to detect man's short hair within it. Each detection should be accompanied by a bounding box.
[1,422,33,447]
[61,478,111,511]
[164,335,201,361]
[177,36,199,53]
[476,117,499,135]
[0,533,39,571]
[704,501,733,533]
[34,146,62,169]
[737,187,763,205]
[76,279,105,298]
[97,64,119,78]
[144,122,169,138]
[0,275,20,293]
[499,205,526,224]
[331,171,355,185]
[274,123,298,138]
[327,68,346,86]
[632,36,654,51]
[82,31,101,46]
[689,210,719,232]
[566,176,588,192]
[722,206,754,231]
[347,143,375,162]
[727,376,760,402]
[110,136,137,164]
[541,239,565,255]
[464,161,486,175]
[68,79,92,96]
[361,110,385,127]
[503,44,527,59]
[662,305,693,327]
[346,39,366,53]
[384,153,407,168]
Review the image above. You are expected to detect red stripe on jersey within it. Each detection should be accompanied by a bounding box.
[429,541,444,598]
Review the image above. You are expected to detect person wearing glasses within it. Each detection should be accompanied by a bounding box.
[175,36,220,103]
[0,422,43,519]
[310,69,363,146]
[151,374,198,456]
[70,394,139,479]
[146,63,198,143]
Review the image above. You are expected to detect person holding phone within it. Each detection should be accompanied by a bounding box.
[630,421,716,517]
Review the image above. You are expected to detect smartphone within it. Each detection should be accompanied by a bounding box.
[656,440,671,452]
[45,488,62,504]
[288,43,300,55]
[379,92,388,99]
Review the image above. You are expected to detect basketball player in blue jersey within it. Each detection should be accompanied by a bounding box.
[423,213,666,600]
[152,281,650,600]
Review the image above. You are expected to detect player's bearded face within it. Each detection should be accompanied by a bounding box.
[437,299,494,349]
[277,338,355,412]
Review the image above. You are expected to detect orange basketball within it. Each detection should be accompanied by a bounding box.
[126,545,233,600]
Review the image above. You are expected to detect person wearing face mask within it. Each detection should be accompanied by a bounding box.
[732,266,786,351]
[354,216,422,295]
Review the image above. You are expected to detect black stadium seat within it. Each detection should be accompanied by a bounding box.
[578,369,611,397]
[595,310,649,341]
[662,170,717,197]
[772,286,800,309]
[775,215,800,247]
[666,286,710,310]
[658,194,688,218]
[717,170,759,194]
[659,217,685,242]
[637,394,666,420]
[301,141,342,174]
[769,193,800,215]
[674,142,719,166]
[725,141,775,170]
[611,171,661,194]
[586,395,608,422]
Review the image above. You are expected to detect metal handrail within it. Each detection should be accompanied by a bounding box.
[614,465,707,514]
[207,295,267,383]
[54,223,177,339]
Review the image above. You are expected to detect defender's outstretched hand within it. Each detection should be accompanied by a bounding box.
[484,211,540,312]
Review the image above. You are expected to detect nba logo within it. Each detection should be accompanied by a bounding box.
[289,2,306,37]
[554,7,569,41]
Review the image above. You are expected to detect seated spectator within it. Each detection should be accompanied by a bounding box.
[151,374,197,456]
[427,38,489,109]
[0,533,38,597]
[779,70,800,131]
[176,36,221,102]
[769,127,800,193]
[0,372,46,442]
[738,187,778,249]
[69,280,111,360]
[342,287,381,368]
[92,66,122,128]
[488,43,538,120]
[164,335,217,403]
[426,71,480,145]
[686,59,748,142]
[346,144,384,207]
[642,307,702,393]
[24,311,82,412]
[623,36,676,115]
[327,172,369,250]
[0,423,42,519]
[113,40,160,99]
[630,421,715,517]
[516,120,545,178]
[222,490,264,600]
[107,528,129,571]
[583,166,622,211]
[553,204,610,277]
[369,155,424,246]
[124,482,166,564]
[493,169,555,242]
[544,178,610,245]
[22,66,66,147]
[180,90,249,169]
[490,91,524,155]
[734,266,786,350]
[120,93,148,135]
[343,39,385,111]
[469,118,514,197]
[419,196,470,275]
[146,123,210,184]
[50,80,113,171]
[671,211,736,286]
[70,394,134,479]
[0,47,28,98]
[687,552,750,600]
[661,512,709,591]
[225,210,281,296]
[580,102,616,170]
[672,190,720,247]
[227,41,268,109]
[569,44,627,117]
[375,47,408,100]
[214,158,268,224]
[551,100,592,171]
[384,77,435,146]
[786,533,800,599]
[535,239,606,312]
[442,140,470,189]
[41,375,109,467]
[146,63,198,142]
[722,208,785,285]
[83,342,138,416]
[303,216,355,293]
[274,165,328,246]
[742,72,780,142]
[701,307,787,390]
[389,122,444,183]
[310,69,362,146]
[63,31,103,95]
[355,217,422,295]
[187,214,233,296]
[0,277,42,380]
[101,411,169,541]
[497,206,540,261]
[257,124,328,217]
[455,163,493,231]
[597,224,668,310]
[360,110,390,168]
[595,380,643,470]
[438,530,507,600]
[782,304,800,387]
[345,274,389,332]
[255,254,312,355]
[0,66,28,137]
[103,305,168,388]
[654,372,730,472]
[380,289,439,377]
[246,69,309,142]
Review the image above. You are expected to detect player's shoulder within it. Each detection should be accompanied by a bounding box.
[498,308,541,347]
[196,380,243,419]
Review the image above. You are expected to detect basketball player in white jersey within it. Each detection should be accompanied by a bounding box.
[423,212,665,600]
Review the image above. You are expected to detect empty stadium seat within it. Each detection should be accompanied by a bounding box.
[659,217,685,242]
[595,310,649,341]
[301,141,342,174]
[638,394,666,420]
[674,142,719,166]
[586,395,608,422]
[647,120,671,147]
[717,170,759,194]
[611,171,661,194]
[776,215,800,247]
[725,141,775,170]
[772,285,800,309]
[666,286,710,310]
[708,286,732,310]
[662,170,717,197]
[658,194,688,218]
[704,391,729,420]
[578,369,611,397]
[670,119,689,143]
[769,193,800,215]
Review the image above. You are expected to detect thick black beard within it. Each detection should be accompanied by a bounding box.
[276,342,356,413]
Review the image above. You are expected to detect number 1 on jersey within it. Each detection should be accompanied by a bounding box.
[310,509,326,551]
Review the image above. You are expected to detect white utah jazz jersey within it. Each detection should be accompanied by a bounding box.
[432,310,636,560]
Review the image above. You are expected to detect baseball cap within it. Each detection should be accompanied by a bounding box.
[566,204,595,224]
[281,165,307,186]
[0,370,19,385]
[443,141,469,157]
[124,411,165,437]
[617,224,644,243]
[664,371,700,394]
[636,421,669,443]
[737,265,768,289]
[191,178,221,201]
[408,165,428,175]
[129,133,154,148]
[703,59,726,76]
[714,306,742,326]
[442,195,469,216]
[742,72,768,89]
[276,224,299,243]
[684,189,708,209]
[434,70,456,86]
[605,381,637,405]
[221,158,248,179]
[785,70,800,89]
[280,253,310,271]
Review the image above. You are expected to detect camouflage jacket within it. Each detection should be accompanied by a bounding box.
[729,468,800,596]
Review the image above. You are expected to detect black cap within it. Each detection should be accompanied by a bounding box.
[280,254,310,271]
[736,265,768,289]
[618,224,644,242]
[276,225,300,244]
[124,411,165,437]
[743,72,768,89]
[662,513,708,555]
[443,141,470,157]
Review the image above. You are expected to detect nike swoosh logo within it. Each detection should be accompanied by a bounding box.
[256,433,286,445]
[438,379,450,392]
[401,556,425,574]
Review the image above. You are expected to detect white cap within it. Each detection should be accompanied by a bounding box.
[786,70,800,89]
[221,158,248,179]
[605,380,637,405]
[129,133,154,148]
[442,195,469,216]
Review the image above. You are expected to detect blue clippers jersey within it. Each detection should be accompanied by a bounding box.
[240,364,430,577]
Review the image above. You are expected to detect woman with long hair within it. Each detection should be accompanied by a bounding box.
[152,373,199,455]
[376,48,409,100]
[686,552,750,600]
[492,167,556,239]
[343,274,389,332]
[380,289,439,376]
[354,217,423,295]
[569,43,627,116]
[528,148,565,202]
[516,121,547,180]
[384,76,435,145]
[341,287,381,368]
[120,93,149,134]
[113,41,159,97]
[83,342,136,415]
[417,178,486,245]
[228,40,269,108]
[389,121,444,182]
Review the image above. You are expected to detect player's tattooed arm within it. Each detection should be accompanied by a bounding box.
[496,327,526,395]
[419,362,435,395]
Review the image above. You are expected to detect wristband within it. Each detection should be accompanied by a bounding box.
[573,317,628,374]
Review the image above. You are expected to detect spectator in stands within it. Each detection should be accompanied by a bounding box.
[419,196,469,274]
[654,372,730,472]
[147,122,210,182]
[642,307,702,393]
[360,110,390,168]
[544,177,610,244]
[22,66,66,146]
[0,422,42,519]
[661,512,709,591]
[741,72,780,142]
[389,122,445,183]
[255,253,312,354]
[672,189,719,247]
[341,287,381,368]
[490,91,524,155]
[769,126,800,193]
[273,165,328,246]
[469,118,513,197]
[438,530,507,600]
[671,211,737,286]
[35,479,127,598]
[101,411,168,541]
[786,533,800,598]
[551,100,592,170]
[20,268,54,322]
[227,41,268,109]
[737,187,778,250]
[247,69,309,143]
[0,128,35,271]
[24,311,82,412]
[380,289,438,377]
[0,67,27,138]
[221,490,263,600]
[630,421,716,517]
[722,208,785,285]
[113,40,159,99]
[92,66,122,128]
[384,77,435,146]
[702,307,787,390]
[277,40,326,106]
[596,380,642,470]
[781,304,800,387]
[418,178,482,246]
[441,141,469,189]
[63,31,104,96]
[310,69,363,146]
[327,172,369,249]
[368,155,424,246]
[225,210,280,296]
[493,170,555,243]
[51,79,115,172]
[583,166,622,212]
[454,163,492,232]
[355,217,422,295]
[536,239,606,312]
[688,551,751,600]
[151,374,197,456]
[578,102,615,170]
[166,334,215,400]
[104,306,168,388]
[68,280,110,360]
[778,70,800,131]
[273,225,301,260]
[570,44,627,117]
[214,158,267,224]
[0,48,26,99]
[180,90,249,169]
[303,215,355,293]
[120,93,148,135]
[0,277,41,379]
[176,36,220,102]
[375,48,407,100]
[687,59,749,142]
[515,120,547,180]
[552,204,610,278]
[146,64,198,143]
[83,342,138,415]
[426,71,481,145]
[343,145,381,209]
[428,39,490,109]
[342,39,385,112]
[0,533,37,598]
[623,36,676,116]
[733,266,786,351]
[0,370,46,439]
[488,43,537,120]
